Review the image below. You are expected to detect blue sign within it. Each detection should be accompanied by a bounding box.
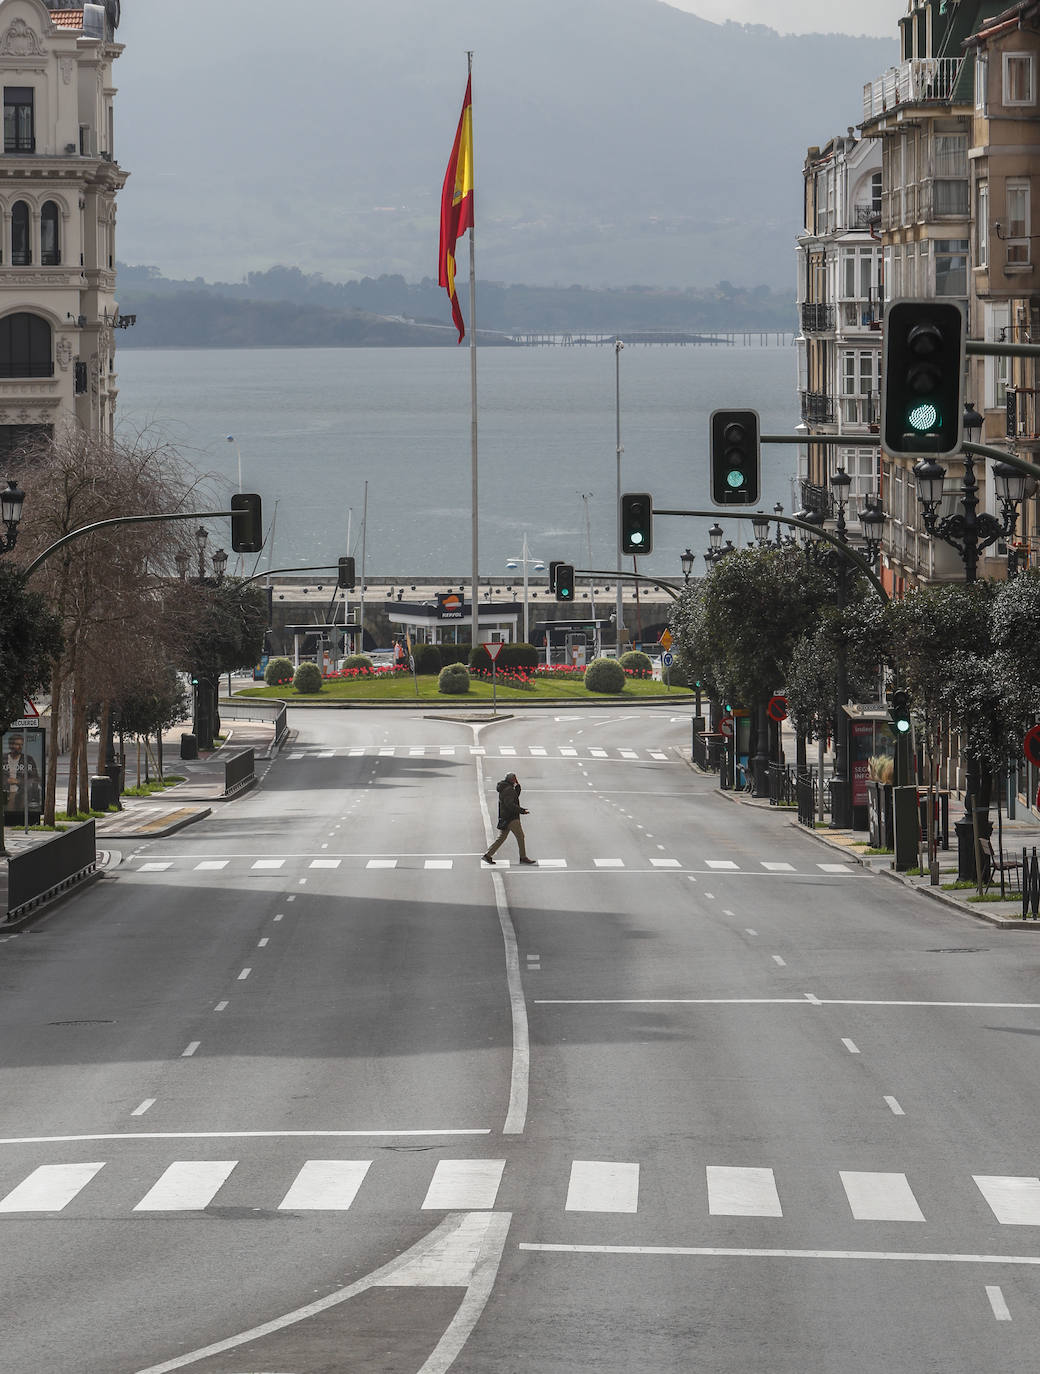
[662,651,674,668]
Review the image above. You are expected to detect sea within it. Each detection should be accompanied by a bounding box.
[114,342,800,581]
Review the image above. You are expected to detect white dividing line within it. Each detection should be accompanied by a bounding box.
[884,1096,905,1116]
[975,1176,1040,1225]
[214,1001,228,1012]
[772,955,787,967]
[707,1166,782,1217]
[0,1162,104,1212]
[278,1159,371,1210]
[366,859,398,869]
[0,1129,493,1145]
[565,1161,639,1213]
[842,1038,860,1054]
[181,1042,200,1057]
[422,1159,506,1210]
[237,968,251,981]
[840,1172,924,1222]
[131,1099,156,1117]
[257,938,269,948]
[134,1161,237,1211]
[534,997,1040,1010]
[517,1243,1040,1268]
[986,1285,1012,1321]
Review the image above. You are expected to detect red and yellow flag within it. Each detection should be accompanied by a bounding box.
[438,76,474,343]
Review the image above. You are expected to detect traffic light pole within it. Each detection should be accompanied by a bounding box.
[22,509,239,578]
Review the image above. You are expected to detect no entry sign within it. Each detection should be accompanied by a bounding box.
[1023,724,1040,767]
[767,694,788,723]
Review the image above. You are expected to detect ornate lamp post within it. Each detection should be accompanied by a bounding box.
[680,547,696,584]
[0,479,25,555]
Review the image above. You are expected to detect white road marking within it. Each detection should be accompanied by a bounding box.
[706,860,739,870]
[193,860,228,871]
[884,1096,905,1116]
[590,748,608,758]
[278,1159,371,1210]
[594,858,624,868]
[650,751,668,760]
[367,859,398,869]
[745,929,758,937]
[535,997,1040,1009]
[309,859,341,869]
[132,1099,156,1117]
[975,1176,1040,1225]
[650,858,681,868]
[182,1042,200,1056]
[707,1166,782,1217]
[134,1161,237,1211]
[761,861,795,872]
[425,859,454,869]
[537,858,567,867]
[566,1161,639,1213]
[422,1159,506,1210]
[840,1171,924,1222]
[560,747,578,756]
[529,747,547,756]
[138,862,172,872]
[842,1038,860,1054]
[0,1162,104,1212]
[257,938,269,948]
[251,859,284,870]
[818,863,853,873]
[986,1285,1012,1320]
[772,955,786,966]
[619,749,638,759]
[518,1243,1040,1267]
[237,968,251,981]
[214,1001,228,1012]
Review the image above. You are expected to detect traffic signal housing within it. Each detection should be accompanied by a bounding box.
[710,409,760,505]
[620,492,654,556]
[548,559,565,594]
[882,299,965,459]
[337,556,356,590]
[889,687,912,737]
[555,563,575,603]
[230,492,263,553]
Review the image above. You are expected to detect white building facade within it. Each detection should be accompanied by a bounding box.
[0,0,126,459]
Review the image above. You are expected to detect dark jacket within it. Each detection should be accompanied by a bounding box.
[496,776,522,829]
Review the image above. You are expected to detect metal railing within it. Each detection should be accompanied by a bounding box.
[1023,848,1040,919]
[218,698,288,747]
[863,58,964,122]
[796,771,818,828]
[801,303,835,334]
[768,763,797,806]
[801,391,836,425]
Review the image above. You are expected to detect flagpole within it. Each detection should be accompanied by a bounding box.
[467,51,479,653]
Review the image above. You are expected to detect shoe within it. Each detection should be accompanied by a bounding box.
[519,857,537,865]
[482,853,495,864]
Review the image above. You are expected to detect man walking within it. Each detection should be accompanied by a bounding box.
[482,772,537,865]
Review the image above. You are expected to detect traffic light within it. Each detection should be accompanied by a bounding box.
[555,563,575,602]
[710,409,760,505]
[882,299,965,459]
[230,492,263,553]
[337,556,356,590]
[548,559,564,594]
[620,492,654,556]
[889,687,912,737]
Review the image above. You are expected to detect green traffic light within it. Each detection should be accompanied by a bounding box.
[726,469,745,489]
[894,718,911,734]
[908,401,940,433]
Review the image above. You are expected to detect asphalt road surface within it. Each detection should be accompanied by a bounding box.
[1,704,1040,1372]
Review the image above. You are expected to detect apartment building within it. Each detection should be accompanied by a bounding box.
[861,0,1016,592]
[796,132,884,524]
[965,0,1040,572]
[0,0,126,459]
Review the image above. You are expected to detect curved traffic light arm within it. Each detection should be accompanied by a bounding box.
[576,567,684,601]
[22,509,235,578]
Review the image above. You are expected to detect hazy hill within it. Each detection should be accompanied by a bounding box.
[115,0,896,290]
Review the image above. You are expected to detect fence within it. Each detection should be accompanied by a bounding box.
[223,748,255,799]
[1023,848,1040,920]
[768,763,797,807]
[797,772,818,829]
[6,820,96,923]
[218,698,288,746]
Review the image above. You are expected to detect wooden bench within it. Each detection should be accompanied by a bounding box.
[980,837,1022,893]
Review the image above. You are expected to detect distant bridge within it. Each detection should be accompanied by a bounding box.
[509,330,793,347]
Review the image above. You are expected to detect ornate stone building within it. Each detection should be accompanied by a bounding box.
[0,0,126,458]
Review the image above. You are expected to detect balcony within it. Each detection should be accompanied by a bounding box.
[863,58,964,123]
[801,303,835,334]
[800,391,835,425]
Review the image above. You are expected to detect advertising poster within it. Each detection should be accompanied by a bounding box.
[2,729,45,823]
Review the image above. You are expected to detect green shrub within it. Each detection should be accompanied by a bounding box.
[264,656,294,686]
[438,644,471,666]
[293,661,324,694]
[339,653,373,672]
[585,656,627,693]
[620,650,653,678]
[414,643,443,675]
[438,663,471,694]
[470,641,539,673]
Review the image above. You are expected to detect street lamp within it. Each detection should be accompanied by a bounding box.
[505,532,545,644]
[174,549,190,580]
[704,522,725,567]
[680,547,696,583]
[211,547,228,580]
[614,338,624,652]
[195,524,209,579]
[0,478,25,554]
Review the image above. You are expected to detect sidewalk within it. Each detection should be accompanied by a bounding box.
[715,776,1040,930]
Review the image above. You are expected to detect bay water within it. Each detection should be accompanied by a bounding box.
[115,343,800,581]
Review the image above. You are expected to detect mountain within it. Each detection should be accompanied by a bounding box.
[113,0,896,291]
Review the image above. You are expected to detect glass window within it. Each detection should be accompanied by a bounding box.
[935,239,969,296]
[3,87,33,154]
[41,202,59,266]
[977,181,989,268]
[0,313,52,378]
[977,53,989,112]
[935,135,968,178]
[1007,182,1030,264]
[11,202,30,267]
[1004,53,1035,106]
[934,179,969,216]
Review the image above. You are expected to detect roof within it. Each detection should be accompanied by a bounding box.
[50,10,84,29]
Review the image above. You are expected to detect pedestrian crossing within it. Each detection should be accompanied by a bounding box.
[2,1155,1040,1227]
[127,855,854,876]
[286,745,673,763]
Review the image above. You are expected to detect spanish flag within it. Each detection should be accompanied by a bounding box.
[439,76,474,343]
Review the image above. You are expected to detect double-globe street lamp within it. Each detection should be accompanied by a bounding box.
[0,478,26,555]
[505,532,545,646]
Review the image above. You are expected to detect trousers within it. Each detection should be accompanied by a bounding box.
[485,818,527,860]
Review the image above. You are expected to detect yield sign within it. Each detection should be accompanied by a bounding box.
[482,641,504,662]
[8,699,39,729]
[659,628,673,650]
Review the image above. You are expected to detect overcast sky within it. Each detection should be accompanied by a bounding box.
[666,0,907,37]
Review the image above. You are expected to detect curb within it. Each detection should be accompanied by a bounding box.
[97,805,213,842]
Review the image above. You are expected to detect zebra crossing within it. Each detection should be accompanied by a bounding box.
[286,745,673,762]
[1,1154,1039,1226]
[128,855,854,876]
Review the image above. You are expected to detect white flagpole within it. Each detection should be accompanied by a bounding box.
[467,51,479,654]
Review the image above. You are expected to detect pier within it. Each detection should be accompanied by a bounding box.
[509,330,793,347]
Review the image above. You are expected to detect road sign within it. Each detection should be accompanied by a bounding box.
[659,628,673,650]
[1023,724,1040,767]
[719,716,735,738]
[9,699,39,729]
[767,694,788,723]
[661,651,674,668]
[483,641,504,662]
